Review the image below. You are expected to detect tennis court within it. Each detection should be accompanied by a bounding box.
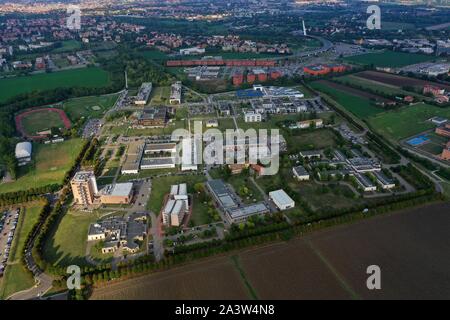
[406,135,430,146]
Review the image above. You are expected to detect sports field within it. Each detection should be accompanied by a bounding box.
[310,81,383,118]
[367,103,450,140]
[0,139,84,194]
[343,51,434,68]
[0,204,44,299]
[62,93,119,121]
[18,109,69,136]
[0,67,111,103]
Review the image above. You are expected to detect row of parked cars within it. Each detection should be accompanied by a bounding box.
[0,208,20,277]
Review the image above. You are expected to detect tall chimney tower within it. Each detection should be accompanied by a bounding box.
[302,19,307,36]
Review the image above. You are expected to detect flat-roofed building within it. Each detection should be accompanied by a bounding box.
[373,171,395,190]
[121,142,144,174]
[134,82,152,105]
[269,189,295,211]
[227,203,270,224]
[140,157,175,170]
[299,150,321,159]
[354,173,377,192]
[206,179,238,210]
[144,142,177,155]
[169,81,182,104]
[206,119,219,128]
[244,112,262,123]
[137,107,168,127]
[99,183,134,204]
[297,118,323,129]
[71,171,98,206]
[292,165,310,181]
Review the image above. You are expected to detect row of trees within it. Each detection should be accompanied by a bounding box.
[0,184,60,207]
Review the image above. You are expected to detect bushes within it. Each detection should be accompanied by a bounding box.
[0,184,60,207]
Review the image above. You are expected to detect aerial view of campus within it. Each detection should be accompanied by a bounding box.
[0,0,449,307]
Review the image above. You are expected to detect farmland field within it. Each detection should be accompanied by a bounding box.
[91,202,450,299]
[367,103,450,140]
[343,51,434,68]
[355,70,450,92]
[0,139,84,194]
[0,67,111,103]
[0,204,44,299]
[334,74,425,98]
[310,81,383,118]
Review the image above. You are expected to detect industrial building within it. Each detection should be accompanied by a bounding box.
[70,171,98,207]
[269,189,295,211]
[134,82,152,105]
[121,142,144,175]
[15,141,32,166]
[169,81,182,104]
[296,118,323,129]
[99,183,134,204]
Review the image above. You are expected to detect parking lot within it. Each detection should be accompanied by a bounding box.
[0,208,20,277]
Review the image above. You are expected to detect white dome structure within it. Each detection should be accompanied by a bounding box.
[15,142,32,160]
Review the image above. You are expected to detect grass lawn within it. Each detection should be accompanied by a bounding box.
[52,40,82,53]
[0,139,84,194]
[190,193,212,226]
[0,67,111,103]
[287,128,338,151]
[0,203,44,299]
[20,110,66,136]
[43,210,100,267]
[62,93,119,121]
[149,86,171,105]
[146,175,206,215]
[218,118,237,131]
[227,174,263,204]
[367,103,450,141]
[343,51,435,68]
[256,168,363,213]
[141,50,169,60]
[310,81,383,118]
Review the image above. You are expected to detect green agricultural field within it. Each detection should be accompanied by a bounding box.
[0,139,84,194]
[0,203,44,299]
[368,103,450,141]
[146,175,206,215]
[20,110,66,136]
[62,93,119,121]
[310,81,383,118]
[343,51,434,68]
[0,67,111,103]
[334,74,421,97]
[43,209,100,267]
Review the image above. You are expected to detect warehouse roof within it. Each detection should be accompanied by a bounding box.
[269,189,294,206]
[15,141,32,159]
